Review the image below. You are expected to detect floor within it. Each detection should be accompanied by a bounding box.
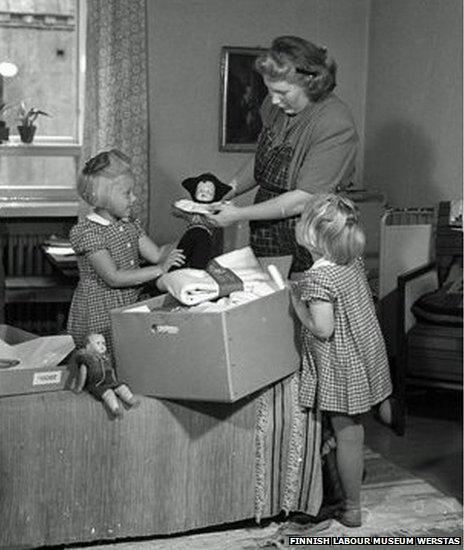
[65,385,462,549]
[365,385,462,504]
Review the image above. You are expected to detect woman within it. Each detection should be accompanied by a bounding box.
[207,35,357,274]
[208,35,358,529]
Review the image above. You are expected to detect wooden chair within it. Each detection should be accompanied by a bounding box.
[397,201,463,391]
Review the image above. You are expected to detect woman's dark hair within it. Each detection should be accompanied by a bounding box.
[255,35,337,102]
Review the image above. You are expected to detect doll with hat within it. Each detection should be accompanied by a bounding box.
[172,173,232,270]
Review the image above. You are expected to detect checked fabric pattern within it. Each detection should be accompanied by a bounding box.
[297,259,393,414]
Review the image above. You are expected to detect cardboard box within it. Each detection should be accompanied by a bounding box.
[111,288,299,403]
[0,325,74,397]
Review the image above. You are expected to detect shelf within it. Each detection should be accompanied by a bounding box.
[0,200,79,217]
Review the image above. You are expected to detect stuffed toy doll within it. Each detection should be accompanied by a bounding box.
[73,333,140,417]
[171,173,232,270]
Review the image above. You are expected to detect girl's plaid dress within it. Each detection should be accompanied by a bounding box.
[67,213,144,356]
[296,258,392,415]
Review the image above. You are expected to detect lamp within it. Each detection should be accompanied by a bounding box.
[0,61,18,143]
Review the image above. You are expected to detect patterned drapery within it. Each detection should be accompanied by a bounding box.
[82,0,149,224]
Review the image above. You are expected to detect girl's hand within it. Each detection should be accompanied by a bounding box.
[160,248,185,273]
[288,281,300,303]
[204,202,242,227]
[289,284,305,314]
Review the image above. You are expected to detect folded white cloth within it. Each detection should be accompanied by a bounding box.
[159,247,275,306]
[215,246,270,282]
[189,283,276,312]
[173,199,214,215]
[159,268,220,306]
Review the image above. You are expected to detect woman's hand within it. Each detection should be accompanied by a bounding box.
[160,248,185,273]
[204,202,243,227]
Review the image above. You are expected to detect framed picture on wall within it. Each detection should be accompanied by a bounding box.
[219,46,268,152]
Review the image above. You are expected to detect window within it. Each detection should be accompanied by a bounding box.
[0,0,85,199]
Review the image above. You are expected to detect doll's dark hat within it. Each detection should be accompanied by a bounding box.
[181,173,232,203]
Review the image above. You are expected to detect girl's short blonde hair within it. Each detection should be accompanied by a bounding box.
[77,149,132,208]
[297,194,365,265]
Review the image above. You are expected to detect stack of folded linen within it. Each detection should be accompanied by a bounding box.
[158,247,277,306]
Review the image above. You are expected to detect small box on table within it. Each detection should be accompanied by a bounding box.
[0,325,74,397]
[111,288,299,403]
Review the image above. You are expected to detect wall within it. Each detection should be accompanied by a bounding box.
[364,0,463,207]
[146,0,370,242]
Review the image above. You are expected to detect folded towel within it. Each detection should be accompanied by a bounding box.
[159,268,220,306]
[159,247,275,306]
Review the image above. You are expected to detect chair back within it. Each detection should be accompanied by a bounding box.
[435,201,463,286]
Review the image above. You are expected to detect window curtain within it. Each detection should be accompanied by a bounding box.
[82,0,149,224]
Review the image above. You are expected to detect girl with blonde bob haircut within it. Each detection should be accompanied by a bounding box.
[296,194,365,265]
[76,149,133,210]
[291,193,403,528]
[68,149,184,357]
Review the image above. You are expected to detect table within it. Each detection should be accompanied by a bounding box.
[0,375,322,548]
[42,244,78,279]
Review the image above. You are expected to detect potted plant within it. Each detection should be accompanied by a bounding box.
[17,102,49,143]
[0,103,10,143]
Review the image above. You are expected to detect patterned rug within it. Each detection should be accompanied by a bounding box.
[76,448,463,550]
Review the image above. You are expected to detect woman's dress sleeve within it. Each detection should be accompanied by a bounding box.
[296,105,357,194]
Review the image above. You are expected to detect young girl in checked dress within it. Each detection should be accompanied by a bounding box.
[291,194,401,528]
[67,149,184,356]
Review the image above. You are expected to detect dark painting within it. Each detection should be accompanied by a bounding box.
[220,47,268,152]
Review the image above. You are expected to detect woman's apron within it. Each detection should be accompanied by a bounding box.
[250,125,313,274]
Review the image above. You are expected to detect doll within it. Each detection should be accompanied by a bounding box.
[171,173,232,270]
[73,333,140,417]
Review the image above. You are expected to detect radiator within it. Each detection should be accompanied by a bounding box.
[2,230,71,335]
[379,207,436,356]
[3,232,54,277]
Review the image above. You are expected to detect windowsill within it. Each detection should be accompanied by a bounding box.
[0,188,79,217]
[0,140,81,157]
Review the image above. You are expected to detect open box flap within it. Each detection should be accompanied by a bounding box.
[2,335,75,370]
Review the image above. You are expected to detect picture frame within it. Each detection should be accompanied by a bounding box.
[219,46,268,152]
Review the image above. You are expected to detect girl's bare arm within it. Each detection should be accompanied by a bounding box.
[291,291,335,339]
[138,234,182,264]
[88,248,183,288]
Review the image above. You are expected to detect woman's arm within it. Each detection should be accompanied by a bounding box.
[206,189,312,227]
[88,248,183,288]
[291,291,334,340]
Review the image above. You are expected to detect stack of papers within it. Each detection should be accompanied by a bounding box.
[44,246,75,256]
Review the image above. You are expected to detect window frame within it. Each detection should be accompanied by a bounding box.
[0,0,86,212]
